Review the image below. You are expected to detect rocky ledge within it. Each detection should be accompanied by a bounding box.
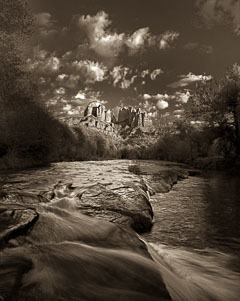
[0,160,190,301]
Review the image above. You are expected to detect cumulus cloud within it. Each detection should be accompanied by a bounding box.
[75,91,86,99]
[70,60,108,84]
[159,31,180,49]
[77,11,125,59]
[141,93,170,111]
[126,27,153,54]
[49,59,108,89]
[196,0,240,35]
[168,72,212,88]
[156,99,169,109]
[76,11,180,60]
[150,68,164,80]
[184,42,214,54]
[141,70,150,78]
[110,65,137,89]
[174,91,191,103]
[27,49,61,74]
[143,93,152,100]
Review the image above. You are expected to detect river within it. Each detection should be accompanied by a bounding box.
[1,160,240,300]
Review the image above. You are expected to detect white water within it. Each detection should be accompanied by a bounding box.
[148,243,240,301]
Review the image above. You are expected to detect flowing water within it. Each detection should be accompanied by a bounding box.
[143,172,240,300]
[1,161,240,300]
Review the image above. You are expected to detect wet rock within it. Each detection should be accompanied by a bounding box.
[0,206,38,244]
[0,191,49,205]
[51,182,154,234]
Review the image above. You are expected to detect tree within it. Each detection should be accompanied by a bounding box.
[0,0,34,101]
[185,64,240,159]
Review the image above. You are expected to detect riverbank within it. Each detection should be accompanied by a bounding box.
[0,160,189,300]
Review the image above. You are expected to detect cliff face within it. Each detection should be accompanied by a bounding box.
[80,101,153,136]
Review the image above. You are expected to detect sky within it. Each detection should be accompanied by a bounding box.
[27,0,240,120]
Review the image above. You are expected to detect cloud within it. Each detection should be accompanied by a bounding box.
[141,93,170,111]
[150,68,164,80]
[76,11,180,60]
[184,42,213,54]
[27,49,61,74]
[174,91,191,103]
[159,31,180,49]
[168,72,212,88]
[196,0,240,35]
[35,12,58,38]
[69,60,108,84]
[126,27,153,54]
[77,11,125,59]
[110,65,137,89]
[143,93,152,100]
[156,99,169,109]
[75,91,86,99]
[141,70,150,78]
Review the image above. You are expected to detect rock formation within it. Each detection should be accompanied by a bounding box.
[0,160,185,301]
[79,101,153,136]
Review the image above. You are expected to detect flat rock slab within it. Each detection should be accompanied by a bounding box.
[49,181,154,234]
[78,183,153,233]
[128,161,189,194]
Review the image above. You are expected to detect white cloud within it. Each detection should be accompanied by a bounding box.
[174,91,191,103]
[110,65,137,89]
[61,60,108,87]
[126,27,152,54]
[141,69,150,78]
[77,11,125,59]
[159,31,180,49]
[27,49,61,74]
[141,93,170,110]
[76,11,180,59]
[156,99,169,109]
[150,68,163,80]
[168,72,212,88]
[75,91,86,99]
[143,93,152,100]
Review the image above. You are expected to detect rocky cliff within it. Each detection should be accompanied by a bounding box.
[79,101,153,136]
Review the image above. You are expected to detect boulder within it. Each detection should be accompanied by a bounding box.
[48,181,154,234]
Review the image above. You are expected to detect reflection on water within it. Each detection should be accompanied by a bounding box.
[143,173,240,256]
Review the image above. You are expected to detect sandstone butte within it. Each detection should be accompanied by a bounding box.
[61,100,154,138]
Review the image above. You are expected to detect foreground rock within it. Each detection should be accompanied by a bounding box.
[0,160,190,300]
[0,191,171,301]
[47,181,153,233]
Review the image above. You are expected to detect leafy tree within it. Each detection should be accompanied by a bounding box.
[0,0,34,101]
[185,64,240,159]
[0,0,60,166]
